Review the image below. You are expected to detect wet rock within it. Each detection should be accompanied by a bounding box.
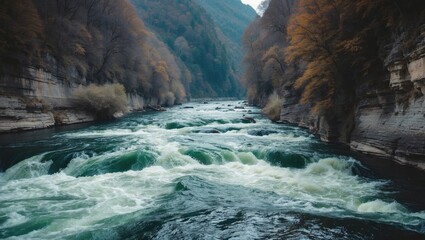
[193,128,221,134]
[247,129,278,136]
[241,116,256,123]
[147,105,166,111]
[200,129,221,134]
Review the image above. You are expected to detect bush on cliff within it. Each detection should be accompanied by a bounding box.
[74,84,128,119]
[262,92,281,122]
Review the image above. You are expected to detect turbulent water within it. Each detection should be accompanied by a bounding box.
[0,101,425,239]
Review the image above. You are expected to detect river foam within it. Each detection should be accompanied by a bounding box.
[1,101,424,239]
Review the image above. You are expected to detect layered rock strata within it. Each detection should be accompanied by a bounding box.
[280,50,425,170]
[0,67,144,133]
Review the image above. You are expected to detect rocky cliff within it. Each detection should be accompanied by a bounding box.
[0,67,144,133]
[0,0,198,133]
[350,46,425,170]
[241,0,425,170]
[281,44,425,170]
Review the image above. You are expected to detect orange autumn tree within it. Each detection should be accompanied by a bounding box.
[285,0,355,114]
[242,0,294,106]
[285,0,425,115]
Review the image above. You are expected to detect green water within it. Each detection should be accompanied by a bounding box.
[0,101,424,239]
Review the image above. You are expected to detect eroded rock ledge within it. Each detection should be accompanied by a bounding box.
[281,47,425,170]
[350,48,425,170]
[0,67,144,133]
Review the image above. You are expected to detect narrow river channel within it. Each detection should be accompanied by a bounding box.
[1,101,424,239]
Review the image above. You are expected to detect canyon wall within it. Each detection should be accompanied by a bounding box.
[0,67,144,133]
[280,48,425,170]
[244,0,425,170]
[350,48,425,169]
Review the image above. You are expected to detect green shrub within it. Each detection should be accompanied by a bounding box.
[74,83,128,119]
[262,92,282,121]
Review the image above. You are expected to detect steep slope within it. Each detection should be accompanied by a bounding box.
[242,0,294,107]
[132,0,242,98]
[0,0,189,132]
[195,0,257,77]
[196,0,256,45]
[242,0,425,169]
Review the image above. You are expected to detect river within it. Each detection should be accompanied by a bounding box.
[0,101,424,239]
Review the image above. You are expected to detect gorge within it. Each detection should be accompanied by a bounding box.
[0,0,256,132]
[242,0,425,170]
[1,0,425,239]
[1,101,425,239]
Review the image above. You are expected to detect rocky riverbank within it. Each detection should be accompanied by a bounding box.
[0,67,144,133]
[280,50,425,170]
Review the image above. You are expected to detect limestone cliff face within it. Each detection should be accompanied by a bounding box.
[351,47,425,170]
[280,47,425,170]
[0,67,144,133]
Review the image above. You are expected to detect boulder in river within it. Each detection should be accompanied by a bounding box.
[242,116,256,123]
[200,129,221,134]
[147,105,166,111]
[247,129,278,136]
[192,128,221,134]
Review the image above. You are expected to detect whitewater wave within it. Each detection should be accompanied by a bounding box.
[1,101,424,238]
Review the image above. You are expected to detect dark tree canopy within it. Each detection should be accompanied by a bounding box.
[0,0,43,67]
[0,0,189,106]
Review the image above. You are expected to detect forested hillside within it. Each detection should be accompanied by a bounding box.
[243,0,293,112]
[0,0,256,110]
[132,0,244,98]
[243,0,425,168]
[195,0,257,78]
[0,0,187,106]
[244,0,425,128]
[0,0,256,132]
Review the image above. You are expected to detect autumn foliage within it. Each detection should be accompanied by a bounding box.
[74,84,128,119]
[243,0,425,117]
[0,0,188,108]
[285,0,351,113]
[242,0,293,107]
